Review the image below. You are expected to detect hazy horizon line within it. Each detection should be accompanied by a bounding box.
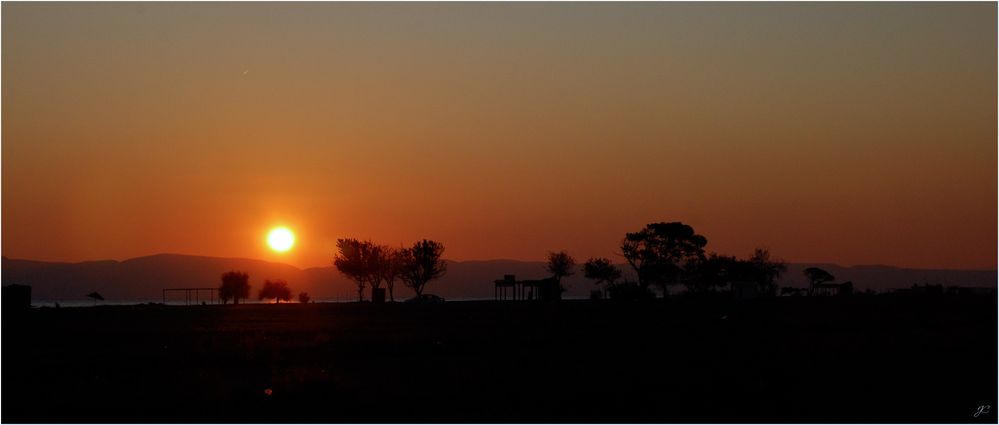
[3,252,996,273]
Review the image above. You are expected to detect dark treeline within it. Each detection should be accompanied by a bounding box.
[216,221,853,305]
[549,221,841,300]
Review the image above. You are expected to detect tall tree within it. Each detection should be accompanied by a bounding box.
[366,244,387,293]
[583,257,621,287]
[400,239,447,297]
[259,279,293,303]
[378,247,406,302]
[334,238,375,302]
[747,248,787,297]
[621,221,707,297]
[545,251,576,290]
[803,267,835,296]
[219,271,250,305]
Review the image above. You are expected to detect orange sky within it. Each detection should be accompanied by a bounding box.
[2,3,996,269]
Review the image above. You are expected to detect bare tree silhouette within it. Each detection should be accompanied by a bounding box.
[259,279,292,303]
[219,271,250,305]
[804,267,835,296]
[621,222,707,297]
[298,292,311,304]
[545,251,576,291]
[400,239,447,297]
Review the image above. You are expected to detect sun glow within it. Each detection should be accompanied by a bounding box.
[267,227,295,252]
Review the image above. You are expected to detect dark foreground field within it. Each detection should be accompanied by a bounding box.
[3,295,996,423]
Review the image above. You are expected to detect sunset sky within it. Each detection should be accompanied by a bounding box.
[3,3,996,270]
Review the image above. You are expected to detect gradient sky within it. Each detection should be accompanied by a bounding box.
[3,2,996,269]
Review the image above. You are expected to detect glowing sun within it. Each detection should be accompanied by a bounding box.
[267,227,295,252]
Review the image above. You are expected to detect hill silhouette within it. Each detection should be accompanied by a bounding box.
[2,254,995,302]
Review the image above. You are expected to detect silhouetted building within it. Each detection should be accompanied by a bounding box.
[3,284,31,309]
[495,275,518,300]
[494,275,561,301]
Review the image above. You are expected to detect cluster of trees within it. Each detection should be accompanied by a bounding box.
[539,222,791,299]
[216,221,842,306]
[218,271,309,304]
[334,238,447,302]
[215,238,449,306]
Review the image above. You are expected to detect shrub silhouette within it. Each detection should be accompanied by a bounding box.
[259,279,292,303]
[219,271,250,305]
[298,292,311,303]
[400,239,447,297]
[621,222,707,297]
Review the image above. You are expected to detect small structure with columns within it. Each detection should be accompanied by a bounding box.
[162,287,220,305]
[494,275,561,301]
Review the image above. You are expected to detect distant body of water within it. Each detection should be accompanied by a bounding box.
[31,298,349,308]
[29,296,557,308]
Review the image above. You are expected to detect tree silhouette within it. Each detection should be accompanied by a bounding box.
[400,239,447,297]
[691,249,786,296]
[804,267,835,296]
[690,253,741,293]
[583,257,622,289]
[621,222,707,297]
[298,292,311,303]
[259,279,292,303]
[334,238,376,302]
[545,251,576,290]
[366,244,387,293]
[748,248,787,297]
[378,247,406,302]
[219,271,250,305]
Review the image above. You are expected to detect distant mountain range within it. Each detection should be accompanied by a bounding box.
[2,254,995,302]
